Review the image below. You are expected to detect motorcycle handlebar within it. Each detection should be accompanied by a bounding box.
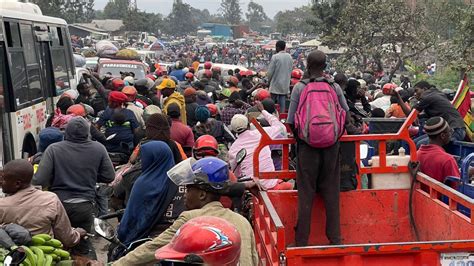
[98,209,125,220]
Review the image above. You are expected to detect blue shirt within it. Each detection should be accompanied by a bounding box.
[169,69,186,82]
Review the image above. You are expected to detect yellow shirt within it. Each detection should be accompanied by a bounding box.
[113,201,259,266]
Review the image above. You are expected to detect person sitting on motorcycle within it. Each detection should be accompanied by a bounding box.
[112,157,259,266]
[229,101,292,191]
[117,141,178,249]
[97,91,140,154]
[66,104,107,145]
[122,86,145,129]
[29,127,64,171]
[193,106,234,144]
[220,92,251,126]
[155,216,241,266]
[0,159,87,248]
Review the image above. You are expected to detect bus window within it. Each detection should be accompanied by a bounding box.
[61,26,74,78]
[8,52,29,106]
[4,22,21,47]
[51,49,70,93]
[50,26,60,46]
[1,43,13,164]
[20,24,42,102]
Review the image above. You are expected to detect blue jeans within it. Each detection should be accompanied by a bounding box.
[415,127,466,148]
[271,93,287,113]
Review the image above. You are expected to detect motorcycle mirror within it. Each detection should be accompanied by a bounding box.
[106,133,117,141]
[94,218,116,241]
[235,148,247,167]
[4,248,27,266]
[360,143,369,160]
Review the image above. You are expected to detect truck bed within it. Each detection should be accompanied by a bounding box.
[253,173,474,265]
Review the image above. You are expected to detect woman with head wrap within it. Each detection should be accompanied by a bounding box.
[45,96,75,128]
[117,141,178,248]
[193,106,234,144]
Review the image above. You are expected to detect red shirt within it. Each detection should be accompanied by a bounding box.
[170,119,195,149]
[417,144,460,183]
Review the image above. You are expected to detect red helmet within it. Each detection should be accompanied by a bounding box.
[204,70,212,79]
[212,66,221,73]
[185,72,194,79]
[206,104,218,117]
[291,69,303,79]
[229,76,239,86]
[382,83,397,95]
[111,79,125,91]
[193,135,219,159]
[255,89,271,101]
[204,61,212,69]
[155,216,241,266]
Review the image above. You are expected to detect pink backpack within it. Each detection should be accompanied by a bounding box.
[294,79,346,148]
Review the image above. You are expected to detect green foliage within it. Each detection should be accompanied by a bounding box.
[31,0,95,23]
[103,0,129,20]
[220,0,242,25]
[274,5,314,35]
[310,0,346,36]
[164,0,197,35]
[246,1,268,32]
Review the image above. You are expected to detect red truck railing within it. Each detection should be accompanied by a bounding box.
[252,110,419,188]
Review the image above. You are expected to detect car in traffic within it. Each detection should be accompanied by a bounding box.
[97,58,147,79]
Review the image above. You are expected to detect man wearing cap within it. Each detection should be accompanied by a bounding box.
[267,40,293,113]
[112,157,258,266]
[229,101,289,191]
[158,78,187,125]
[168,103,195,157]
[184,87,199,127]
[417,117,460,184]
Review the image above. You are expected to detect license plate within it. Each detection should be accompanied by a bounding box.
[441,253,474,266]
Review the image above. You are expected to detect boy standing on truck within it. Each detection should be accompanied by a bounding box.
[287,51,349,246]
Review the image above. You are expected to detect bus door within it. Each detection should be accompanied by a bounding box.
[0,37,13,164]
[33,24,55,113]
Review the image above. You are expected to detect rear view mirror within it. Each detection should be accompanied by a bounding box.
[235,148,247,166]
[94,218,116,240]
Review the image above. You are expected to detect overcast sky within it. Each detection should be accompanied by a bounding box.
[94,0,311,18]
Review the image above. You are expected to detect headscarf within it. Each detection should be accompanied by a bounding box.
[117,141,176,245]
[146,113,171,141]
[39,127,63,152]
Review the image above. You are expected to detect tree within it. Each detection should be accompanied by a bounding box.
[274,5,313,36]
[311,0,346,36]
[323,0,438,80]
[220,0,242,25]
[103,0,129,20]
[164,0,196,35]
[246,1,268,32]
[31,0,95,23]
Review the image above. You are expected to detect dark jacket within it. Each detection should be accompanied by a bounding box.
[33,117,115,202]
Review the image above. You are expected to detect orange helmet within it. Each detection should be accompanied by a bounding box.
[291,69,303,79]
[66,104,86,117]
[122,86,137,96]
[193,135,219,159]
[206,104,218,117]
[155,216,241,266]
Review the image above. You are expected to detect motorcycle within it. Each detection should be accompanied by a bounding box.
[94,211,152,261]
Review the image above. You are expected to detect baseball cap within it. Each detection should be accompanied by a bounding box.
[231,114,248,133]
[157,78,176,90]
[183,87,197,97]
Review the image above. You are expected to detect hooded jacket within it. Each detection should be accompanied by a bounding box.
[163,92,187,125]
[33,117,115,202]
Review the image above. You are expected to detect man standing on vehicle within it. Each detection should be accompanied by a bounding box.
[34,117,115,258]
[267,40,293,113]
[287,50,349,246]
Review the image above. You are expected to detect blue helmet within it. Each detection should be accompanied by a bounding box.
[192,157,229,190]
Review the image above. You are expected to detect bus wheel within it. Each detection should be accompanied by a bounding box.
[22,133,37,159]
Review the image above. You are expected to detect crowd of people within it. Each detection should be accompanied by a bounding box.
[0,38,466,265]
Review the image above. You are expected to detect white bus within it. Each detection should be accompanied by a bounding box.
[1,2,76,165]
